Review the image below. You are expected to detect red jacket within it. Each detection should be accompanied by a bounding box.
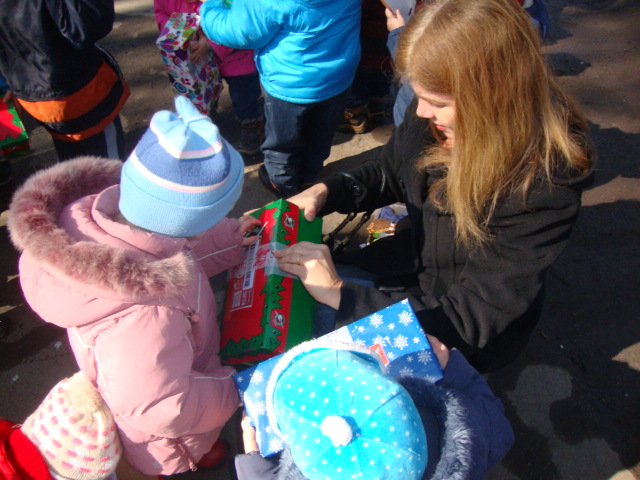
[0,419,53,480]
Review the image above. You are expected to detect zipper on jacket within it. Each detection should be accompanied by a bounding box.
[172,438,198,471]
[179,265,202,322]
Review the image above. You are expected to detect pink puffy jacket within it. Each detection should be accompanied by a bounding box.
[8,158,242,475]
[154,0,257,77]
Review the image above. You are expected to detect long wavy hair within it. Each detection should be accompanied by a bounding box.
[395,0,592,247]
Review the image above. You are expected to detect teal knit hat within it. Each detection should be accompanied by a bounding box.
[266,340,428,480]
[119,96,244,237]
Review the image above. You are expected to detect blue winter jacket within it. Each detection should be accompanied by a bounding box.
[200,0,361,104]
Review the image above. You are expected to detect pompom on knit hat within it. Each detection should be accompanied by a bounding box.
[119,95,244,238]
[265,340,428,480]
[20,371,121,480]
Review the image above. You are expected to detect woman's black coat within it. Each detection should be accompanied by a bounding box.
[320,105,594,372]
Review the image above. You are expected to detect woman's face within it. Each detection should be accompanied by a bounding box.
[412,83,456,143]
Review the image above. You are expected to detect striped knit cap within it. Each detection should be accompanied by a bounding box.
[21,372,121,480]
[119,95,244,237]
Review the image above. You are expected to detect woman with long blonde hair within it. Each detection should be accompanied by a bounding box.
[274,0,594,372]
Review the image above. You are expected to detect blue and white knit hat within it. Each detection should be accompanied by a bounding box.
[119,95,244,237]
[266,340,428,480]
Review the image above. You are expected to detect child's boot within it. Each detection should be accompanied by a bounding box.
[195,438,231,470]
[235,116,265,156]
[337,103,368,134]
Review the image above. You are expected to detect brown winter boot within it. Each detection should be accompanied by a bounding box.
[235,116,265,156]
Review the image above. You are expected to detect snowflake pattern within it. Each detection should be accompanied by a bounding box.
[372,335,387,346]
[417,349,433,365]
[369,313,384,327]
[269,436,284,454]
[399,366,414,376]
[393,334,409,350]
[398,310,413,325]
[251,370,264,385]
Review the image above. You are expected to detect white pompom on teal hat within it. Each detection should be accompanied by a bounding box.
[265,340,428,480]
[119,95,244,237]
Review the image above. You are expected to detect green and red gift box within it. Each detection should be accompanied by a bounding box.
[0,97,30,158]
[220,199,322,365]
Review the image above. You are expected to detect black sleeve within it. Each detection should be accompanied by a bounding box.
[46,0,115,48]
[336,179,584,362]
[235,452,280,480]
[319,108,429,217]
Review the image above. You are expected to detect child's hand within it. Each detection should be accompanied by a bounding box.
[426,334,450,370]
[239,215,262,247]
[385,8,406,32]
[190,30,211,63]
[241,414,259,454]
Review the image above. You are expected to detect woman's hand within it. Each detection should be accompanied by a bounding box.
[241,414,259,454]
[287,183,328,222]
[190,30,211,63]
[273,241,343,309]
[238,215,262,247]
[385,8,406,32]
[426,334,450,370]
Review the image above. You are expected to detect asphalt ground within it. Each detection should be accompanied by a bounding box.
[0,1,638,479]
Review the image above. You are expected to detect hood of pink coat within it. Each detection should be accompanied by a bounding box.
[7,157,194,303]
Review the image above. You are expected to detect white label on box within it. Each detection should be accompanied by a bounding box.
[321,326,354,343]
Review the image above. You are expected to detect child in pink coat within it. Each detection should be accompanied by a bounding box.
[7,96,261,476]
[155,0,264,156]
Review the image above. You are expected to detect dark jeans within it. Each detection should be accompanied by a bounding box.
[345,67,392,109]
[262,90,347,196]
[225,72,263,120]
[52,115,125,161]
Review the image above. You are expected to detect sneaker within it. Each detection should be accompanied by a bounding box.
[195,438,230,471]
[235,116,265,156]
[337,104,368,134]
[258,164,285,198]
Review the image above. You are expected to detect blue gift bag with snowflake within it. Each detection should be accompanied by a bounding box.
[232,299,443,457]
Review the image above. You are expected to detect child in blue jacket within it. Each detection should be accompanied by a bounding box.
[234,337,514,479]
[200,0,362,197]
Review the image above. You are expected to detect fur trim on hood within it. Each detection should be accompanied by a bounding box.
[7,157,194,299]
[399,376,474,480]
